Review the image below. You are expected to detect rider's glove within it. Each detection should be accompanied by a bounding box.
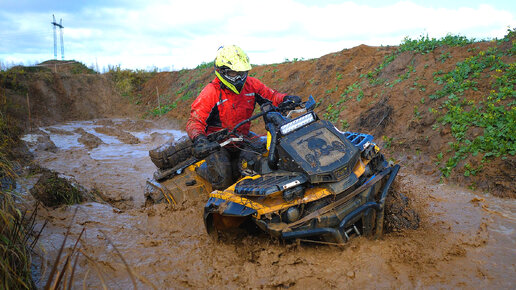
[192,134,220,159]
[279,95,302,111]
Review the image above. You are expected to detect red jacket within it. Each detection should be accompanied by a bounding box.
[186,77,287,140]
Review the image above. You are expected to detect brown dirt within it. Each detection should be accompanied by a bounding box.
[137,41,514,198]
[3,65,138,128]
[94,126,140,144]
[4,39,515,288]
[30,169,90,207]
[21,118,516,289]
[75,128,105,149]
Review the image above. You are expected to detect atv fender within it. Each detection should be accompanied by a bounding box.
[144,164,212,205]
[204,197,257,235]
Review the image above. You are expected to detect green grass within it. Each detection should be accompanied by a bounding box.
[398,34,474,54]
[107,65,157,103]
[364,34,477,85]
[150,102,177,116]
[0,193,40,289]
[31,171,84,207]
[430,30,516,177]
[0,89,37,288]
[195,61,214,70]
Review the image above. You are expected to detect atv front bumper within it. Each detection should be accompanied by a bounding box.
[204,165,399,244]
[280,164,399,243]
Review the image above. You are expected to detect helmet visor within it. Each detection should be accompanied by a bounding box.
[224,69,248,82]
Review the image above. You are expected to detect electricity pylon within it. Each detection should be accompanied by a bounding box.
[51,14,64,60]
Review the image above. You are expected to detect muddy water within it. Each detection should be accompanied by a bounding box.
[23,119,515,289]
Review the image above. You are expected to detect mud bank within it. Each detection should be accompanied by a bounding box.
[22,118,516,288]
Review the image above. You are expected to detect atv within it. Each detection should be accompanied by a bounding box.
[145,96,406,244]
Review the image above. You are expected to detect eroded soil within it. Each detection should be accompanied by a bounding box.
[21,119,516,289]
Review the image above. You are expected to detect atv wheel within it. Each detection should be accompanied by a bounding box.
[384,189,419,232]
[149,136,192,170]
[302,197,342,243]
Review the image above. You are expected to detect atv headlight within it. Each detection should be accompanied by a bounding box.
[280,112,316,135]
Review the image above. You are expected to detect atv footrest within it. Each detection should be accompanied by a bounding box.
[235,173,308,197]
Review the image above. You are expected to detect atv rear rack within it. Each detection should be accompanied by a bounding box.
[343,132,374,150]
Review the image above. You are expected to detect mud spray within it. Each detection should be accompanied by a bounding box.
[21,118,515,288]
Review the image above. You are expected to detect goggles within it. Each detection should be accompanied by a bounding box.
[223,69,248,82]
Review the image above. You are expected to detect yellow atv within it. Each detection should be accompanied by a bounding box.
[146,96,405,244]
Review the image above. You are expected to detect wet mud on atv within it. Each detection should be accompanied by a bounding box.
[145,96,419,244]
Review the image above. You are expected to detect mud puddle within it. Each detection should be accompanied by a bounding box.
[21,119,516,288]
[22,118,185,208]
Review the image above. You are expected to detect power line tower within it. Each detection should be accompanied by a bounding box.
[51,14,65,60]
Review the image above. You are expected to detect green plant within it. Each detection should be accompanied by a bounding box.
[340,119,350,129]
[399,34,474,54]
[438,52,451,63]
[107,65,156,103]
[0,194,42,289]
[413,106,421,120]
[356,90,364,102]
[283,57,303,63]
[150,101,178,116]
[382,136,394,148]
[195,61,214,70]
[345,82,360,95]
[429,30,516,177]
[0,90,40,288]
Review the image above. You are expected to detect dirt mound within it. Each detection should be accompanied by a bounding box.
[23,130,58,153]
[30,169,89,207]
[38,60,97,74]
[136,35,515,198]
[384,187,420,232]
[75,128,104,149]
[2,68,139,128]
[94,126,140,144]
[353,96,392,136]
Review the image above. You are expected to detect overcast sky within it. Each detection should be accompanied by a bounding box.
[0,0,514,71]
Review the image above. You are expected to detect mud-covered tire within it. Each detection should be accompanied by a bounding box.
[384,189,419,232]
[302,197,338,243]
[149,136,193,170]
[166,136,193,167]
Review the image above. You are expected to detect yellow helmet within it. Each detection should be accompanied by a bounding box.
[214,45,252,94]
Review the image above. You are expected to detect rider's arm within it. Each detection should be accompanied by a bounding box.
[247,77,287,107]
[186,84,219,140]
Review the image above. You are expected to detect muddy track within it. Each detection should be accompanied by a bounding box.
[21,118,516,288]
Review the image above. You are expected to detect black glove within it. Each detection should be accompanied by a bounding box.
[192,135,220,159]
[279,95,302,111]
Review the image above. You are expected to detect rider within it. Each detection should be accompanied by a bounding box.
[186,45,301,189]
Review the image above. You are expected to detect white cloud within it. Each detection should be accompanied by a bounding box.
[0,0,513,70]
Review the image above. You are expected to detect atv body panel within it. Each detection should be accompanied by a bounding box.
[277,120,360,184]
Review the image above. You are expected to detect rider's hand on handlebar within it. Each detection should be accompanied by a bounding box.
[279,95,302,111]
[192,134,220,159]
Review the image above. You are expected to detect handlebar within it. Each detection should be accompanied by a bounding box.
[286,107,307,118]
[211,95,316,148]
